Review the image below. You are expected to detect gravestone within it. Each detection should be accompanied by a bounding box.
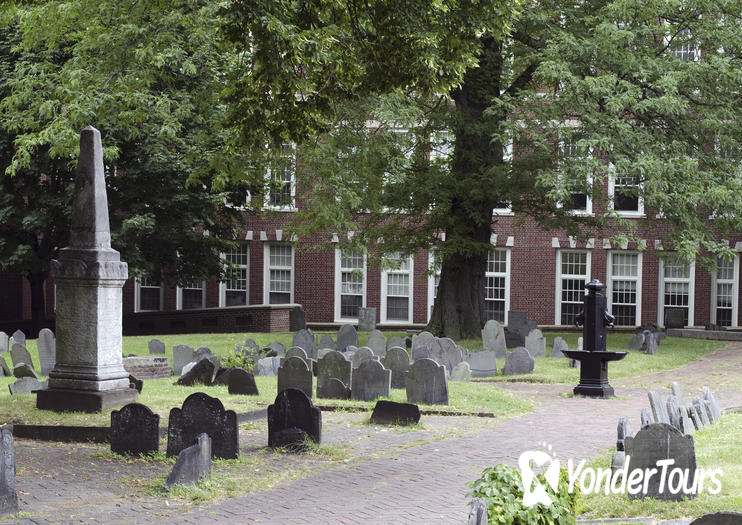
[689,512,742,525]
[165,433,211,488]
[172,345,195,376]
[0,428,19,518]
[129,374,143,393]
[337,325,358,352]
[243,338,260,353]
[671,382,686,405]
[358,307,376,332]
[550,337,568,358]
[228,368,259,395]
[10,344,33,371]
[702,387,722,421]
[387,336,407,351]
[411,331,435,351]
[318,334,336,350]
[176,358,215,386]
[517,321,538,348]
[411,345,431,362]
[703,399,717,424]
[148,338,165,355]
[624,423,696,501]
[466,350,498,378]
[293,329,316,360]
[434,337,464,373]
[642,330,659,354]
[640,407,653,428]
[611,451,626,472]
[111,403,160,455]
[268,388,322,447]
[284,346,310,367]
[212,366,235,386]
[366,330,387,358]
[406,358,449,405]
[289,306,307,331]
[617,417,632,451]
[524,329,546,358]
[166,392,238,460]
[13,363,39,380]
[648,391,670,425]
[10,330,25,346]
[501,347,535,376]
[263,341,286,357]
[481,320,507,358]
[664,308,686,329]
[351,347,376,369]
[382,347,410,389]
[37,328,56,376]
[194,347,218,368]
[625,333,645,351]
[316,348,334,360]
[507,311,527,334]
[317,378,351,399]
[0,357,11,377]
[450,362,471,382]
[277,356,313,398]
[0,332,7,354]
[257,356,281,376]
[693,398,710,426]
[688,404,703,431]
[467,498,487,525]
[666,395,682,430]
[351,359,391,402]
[9,377,47,395]
[370,400,420,426]
[317,351,351,391]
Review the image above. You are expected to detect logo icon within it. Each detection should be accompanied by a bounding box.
[519,442,561,507]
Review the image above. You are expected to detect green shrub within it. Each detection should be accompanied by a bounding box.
[467,464,580,524]
[220,350,256,371]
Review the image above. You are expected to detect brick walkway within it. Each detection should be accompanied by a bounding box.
[6,344,742,525]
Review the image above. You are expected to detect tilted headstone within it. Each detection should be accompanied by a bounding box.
[382,347,410,389]
[37,328,56,376]
[317,378,350,400]
[434,337,463,373]
[293,329,316,360]
[688,404,703,431]
[411,345,431,362]
[9,377,47,395]
[318,334,336,350]
[212,366,235,385]
[702,387,722,421]
[176,358,215,386]
[624,423,696,501]
[111,403,160,455]
[641,330,658,354]
[386,336,407,351]
[10,344,33,371]
[263,341,286,357]
[351,347,376,369]
[317,351,351,391]
[165,433,211,488]
[337,324,358,352]
[648,391,670,424]
[640,407,653,428]
[0,357,11,377]
[666,395,682,430]
[357,307,376,332]
[289,306,307,332]
[693,398,710,426]
[0,332,8,354]
[257,356,281,376]
[167,392,238,459]
[406,358,449,405]
[194,348,219,369]
[369,400,420,425]
[688,511,742,525]
[466,350,498,378]
[351,359,391,402]
[10,330,25,346]
[0,428,19,518]
[550,337,568,358]
[172,345,195,376]
[148,338,165,355]
[450,362,471,382]
[13,363,39,380]
[617,417,632,452]
[268,388,322,447]
[467,497,487,525]
[704,399,717,424]
[501,347,535,376]
[277,356,313,399]
[524,328,546,358]
[365,330,387,358]
[228,368,259,396]
[671,382,685,405]
[625,333,645,351]
[481,320,507,358]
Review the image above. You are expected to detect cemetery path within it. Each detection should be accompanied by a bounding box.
[7,343,742,525]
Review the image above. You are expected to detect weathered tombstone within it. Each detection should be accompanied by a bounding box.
[228,368,259,396]
[466,350,498,378]
[481,320,507,358]
[13,363,39,380]
[111,403,160,455]
[316,348,334,360]
[317,351,351,391]
[212,366,235,386]
[406,358,449,405]
[411,345,431,362]
[450,362,471,382]
[648,391,670,424]
[10,330,25,346]
[351,346,375,369]
[166,392,238,459]
[317,378,351,399]
[8,377,47,395]
[277,356,313,398]
[256,356,281,376]
[176,358,215,386]
[611,451,626,472]
[244,338,260,353]
[293,329,316,360]
[172,345,196,376]
[337,324,358,352]
[268,387,322,447]
[688,404,703,431]
[411,331,435,351]
[0,428,19,518]
[369,400,420,425]
[689,511,742,525]
[671,382,686,405]
[501,347,535,376]
[467,498,487,525]
[664,307,686,329]
[435,337,464,373]
[640,407,653,428]
[289,306,307,331]
[284,346,310,366]
[9,344,33,371]
[351,359,391,401]
[386,336,406,351]
[702,387,722,421]
[517,320,538,348]
[165,433,211,488]
[704,399,717,424]
[0,357,12,377]
[624,423,696,501]
[625,333,645,351]
[263,341,286,357]
[0,332,7,354]
[358,307,377,332]
[37,328,56,376]
[550,337,568,358]
[693,398,710,426]
[366,330,387,358]
[617,417,632,451]
[507,310,527,335]
[318,334,336,350]
[382,347,410,389]
[194,347,218,368]
[666,395,682,430]
[129,374,143,393]
[148,338,165,355]
[524,328,546,358]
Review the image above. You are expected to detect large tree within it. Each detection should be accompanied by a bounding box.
[224,0,742,338]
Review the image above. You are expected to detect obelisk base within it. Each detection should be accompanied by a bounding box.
[37,387,138,413]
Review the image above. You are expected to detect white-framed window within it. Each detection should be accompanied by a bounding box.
[669,28,700,61]
[381,253,413,323]
[134,276,163,312]
[658,254,695,326]
[608,173,644,216]
[555,250,591,325]
[264,143,296,211]
[334,248,367,321]
[177,281,205,310]
[427,250,441,322]
[263,243,294,304]
[485,248,510,323]
[558,132,593,215]
[607,251,643,326]
[220,243,249,307]
[493,140,514,215]
[711,255,739,327]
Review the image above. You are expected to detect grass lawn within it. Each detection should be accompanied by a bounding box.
[579,412,742,520]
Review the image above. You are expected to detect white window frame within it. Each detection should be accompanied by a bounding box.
[263,243,294,304]
[493,140,514,216]
[427,250,441,323]
[485,248,511,324]
[658,254,696,327]
[264,143,297,211]
[711,255,739,327]
[176,281,205,310]
[219,244,250,308]
[557,125,593,216]
[555,249,592,325]
[334,247,367,322]
[607,251,643,326]
[380,253,414,324]
[608,172,644,217]
[666,28,700,62]
[134,276,164,313]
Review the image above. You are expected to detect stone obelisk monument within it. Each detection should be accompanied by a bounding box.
[36,126,138,412]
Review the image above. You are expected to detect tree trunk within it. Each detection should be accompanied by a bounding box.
[26,272,47,338]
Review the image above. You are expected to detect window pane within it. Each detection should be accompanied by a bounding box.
[182,288,203,309]
[139,288,161,311]
[387,297,409,320]
[341,295,362,318]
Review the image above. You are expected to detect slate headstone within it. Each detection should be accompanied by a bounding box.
[337,324,358,352]
[244,338,260,353]
[611,451,626,472]
[689,511,742,525]
[351,347,375,369]
[693,398,710,426]
[277,356,313,399]
[406,358,449,405]
[194,347,219,368]
[625,333,645,351]
[357,307,376,332]
[664,308,686,329]
[318,334,336,350]
[517,320,538,347]
[212,366,235,386]
[482,320,507,358]
[172,344,195,376]
[617,417,632,452]
[8,377,47,395]
[507,310,527,335]
[9,344,33,371]
[351,359,391,401]
[450,362,471,382]
[0,357,11,377]
[688,404,703,431]
[671,382,686,405]
[704,399,717,424]
[268,387,322,447]
[257,356,282,376]
[382,347,410,389]
[165,433,211,488]
[111,403,160,455]
[524,328,546,358]
[550,337,568,358]
[366,330,387,358]
[316,348,334,360]
[386,336,406,351]
[369,400,420,425]
[467,497,487,525]
[10,330,25,346]
[166,392,238,460]
[0,428,19,518]
[411,345,431,362]
[148,338,165,355]
[13,363,39,380]
[466,350,498,378]
[316,378,350,400]
[666,395,682,430]
[129,374,143,393]
[289,306,307,331]
[702,387,722,421]
[176,358,215,386]
[648,391,670,424]
[411,331,435,351]
[263,341,286,357]
[37,328,56,376]
[501,347,535,376]
[642,330,659,354]
[317,351,351,391]
[228,368,259,396]
[0,332,7,354]
[293,329,317,360]
[434,337,463,373]
[640,407,653,428]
